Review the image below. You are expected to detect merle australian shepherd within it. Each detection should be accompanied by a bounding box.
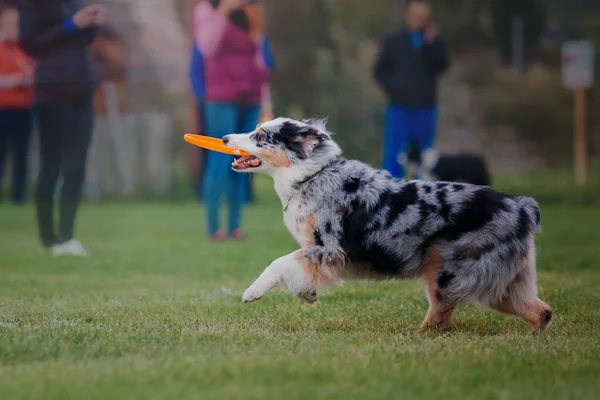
[222,118,551,331]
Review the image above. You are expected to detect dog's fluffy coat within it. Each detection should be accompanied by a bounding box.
[224,117,552,331]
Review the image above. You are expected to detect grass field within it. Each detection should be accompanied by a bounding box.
[1,176,600,399]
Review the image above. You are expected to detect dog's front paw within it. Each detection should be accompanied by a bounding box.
[242,285,266,303]
[298,290,318,304]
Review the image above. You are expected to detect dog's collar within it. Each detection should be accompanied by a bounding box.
[293,158,339,188]
[284,158,339,212]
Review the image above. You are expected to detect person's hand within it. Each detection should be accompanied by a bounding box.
[73,5,106,29]
[424,23,439,44]
[217,0,248,16]
[1,74,26,89]
[90,5,106,27]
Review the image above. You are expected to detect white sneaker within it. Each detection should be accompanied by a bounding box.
[52,239,89,257]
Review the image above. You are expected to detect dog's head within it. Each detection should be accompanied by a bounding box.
[398,140,439,178]
[222,117,341,175]
[398,140,423,174]
[407,140,423,165]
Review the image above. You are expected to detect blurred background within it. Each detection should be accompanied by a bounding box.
[2,2,599,395]
[0,0,598,202]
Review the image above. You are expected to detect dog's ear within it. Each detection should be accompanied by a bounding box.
[292,126,330,158]
[302,118,329,132]
[422,148,440,169]
[303,118,332,142]
[407,140,423,164]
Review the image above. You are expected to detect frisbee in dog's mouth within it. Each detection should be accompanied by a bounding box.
[232,156,262,170]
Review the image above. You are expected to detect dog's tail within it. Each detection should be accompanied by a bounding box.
[516,196,541,232]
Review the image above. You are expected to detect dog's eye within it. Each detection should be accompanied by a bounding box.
[255,132,266,142]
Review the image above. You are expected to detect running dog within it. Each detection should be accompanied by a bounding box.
[222,117,551,331]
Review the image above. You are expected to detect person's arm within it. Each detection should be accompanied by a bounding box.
[253,36,272,104]
[261,83,272,106]
[189,44,204,100]
[261,38,275,70]
[18,0,75,57]
[373,36,398,96]
[423,36,449,75]
[259,83,273,122]
[18,0,100,57]
[0,45,24,88]
[0,74,23,89]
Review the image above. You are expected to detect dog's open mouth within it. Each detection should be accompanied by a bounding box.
[232,156,262,170]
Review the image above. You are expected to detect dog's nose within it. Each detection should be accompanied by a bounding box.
[222,135,230,145]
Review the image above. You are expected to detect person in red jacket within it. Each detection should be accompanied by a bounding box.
[0,7,34,205]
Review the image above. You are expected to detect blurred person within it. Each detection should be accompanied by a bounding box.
[18,0,105,255]
[194,0,273,241]
[0,7,34,205]
[374,0,449,178]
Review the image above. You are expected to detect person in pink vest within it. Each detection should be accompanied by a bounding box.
[194,0,272,241]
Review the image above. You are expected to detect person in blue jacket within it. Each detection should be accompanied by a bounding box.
[373,0,449,179]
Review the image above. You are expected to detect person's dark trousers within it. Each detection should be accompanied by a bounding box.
[0,109,33,204]
[34,96,94,248]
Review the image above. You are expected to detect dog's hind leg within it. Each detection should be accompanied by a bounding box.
[420,248,457,330]
[489,247,552,332]
[490,296,552,332]
[422,279,457,330]
[242,249,324,304]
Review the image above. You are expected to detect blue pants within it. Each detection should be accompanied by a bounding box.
[382,105,437,178]
[202,103,259,236]
[0,109,33,204]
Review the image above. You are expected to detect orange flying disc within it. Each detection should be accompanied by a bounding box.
[184,134,251,156]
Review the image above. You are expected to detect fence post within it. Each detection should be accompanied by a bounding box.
[511,15,525,77]
[574,88,587,186]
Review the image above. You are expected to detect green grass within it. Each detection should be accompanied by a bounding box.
[492,169,600,206]
[1,177,600,399]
